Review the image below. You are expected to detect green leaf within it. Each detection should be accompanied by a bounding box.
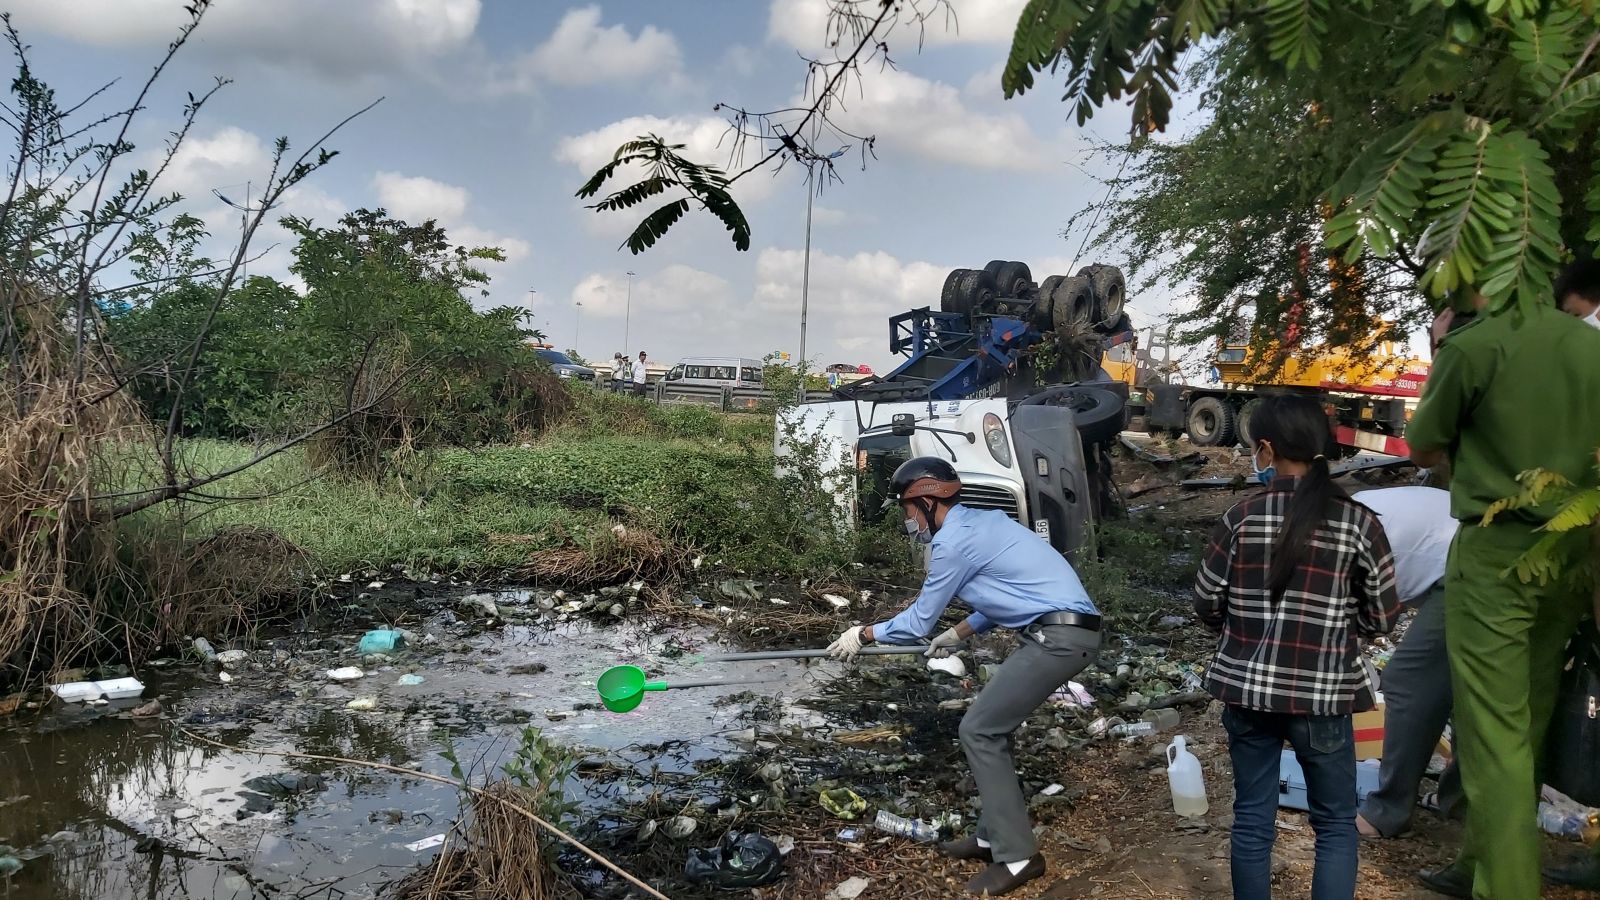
[1264,0,1330,69]
[1541,487,1600,533]
[1507,6,1579,93]
[1460,128,1561,307]
[1481,467,1574,526]
[1326,115,1453,260]
[1536,72,1600,131]
[622,199,691,254]
[1003,0,1089,98]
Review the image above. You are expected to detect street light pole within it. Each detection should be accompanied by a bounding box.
[624,271,636,355]
[574,300,583,352]
[797,148,848,403]
[526,288,538,342]
[797,186,814,403]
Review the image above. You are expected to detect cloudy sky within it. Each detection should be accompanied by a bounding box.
[10,0,1198,371]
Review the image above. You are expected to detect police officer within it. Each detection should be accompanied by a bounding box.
[827,457,1101,896]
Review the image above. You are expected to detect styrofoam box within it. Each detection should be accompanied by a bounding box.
[50,677,145,703]
[1278,750,1381,811]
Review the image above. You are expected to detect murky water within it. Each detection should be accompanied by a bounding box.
[0,589,832,899]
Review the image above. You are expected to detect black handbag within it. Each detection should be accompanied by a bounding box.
[1544,620,1600,807]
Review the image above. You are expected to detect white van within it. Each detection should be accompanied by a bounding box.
[664,357,764,389]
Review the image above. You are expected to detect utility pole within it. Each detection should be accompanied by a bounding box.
[624,270,636,354]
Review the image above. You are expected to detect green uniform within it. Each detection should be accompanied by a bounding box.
[1407,304,1600,900]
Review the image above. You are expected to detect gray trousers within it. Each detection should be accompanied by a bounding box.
[961,623,1099,863]
[1358,582,1463,836]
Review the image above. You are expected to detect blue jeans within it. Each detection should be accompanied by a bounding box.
[1223,705,1358,900]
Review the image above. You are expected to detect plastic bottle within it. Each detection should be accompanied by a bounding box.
[1538,801,1600,842]
[1141,708,1181,731]
[872,810,938,843]
[191,637,217,663]
[1108,720,1156,738]
[1166,735,1210,817]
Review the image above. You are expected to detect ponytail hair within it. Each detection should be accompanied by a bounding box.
[1247,396,1349,602]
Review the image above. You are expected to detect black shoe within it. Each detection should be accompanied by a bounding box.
[1545,854,1600,891]
[938,835,994,862]
[1418,862,1473,898]
[965,854,1046,896]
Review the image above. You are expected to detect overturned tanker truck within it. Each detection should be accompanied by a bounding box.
[777,259,1137,562]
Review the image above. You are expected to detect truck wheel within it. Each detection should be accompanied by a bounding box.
[1097,311,1132,336]
[1051,275,1094,332]
[1236,398,1263,447]
[941,268,974,314]
[1035,275,1063,330]
[1077,264,1126,326]
[992,261,1032,299]
[1187,396,1237,447]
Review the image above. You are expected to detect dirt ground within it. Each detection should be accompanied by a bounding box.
[725,440,1593,900]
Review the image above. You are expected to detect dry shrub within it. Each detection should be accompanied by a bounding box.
[0,286,307,685]
[510,523,691,593]
[0,286,147,681]
[387,782,575,900]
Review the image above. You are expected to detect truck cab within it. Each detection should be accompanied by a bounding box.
[777,394,1103,562]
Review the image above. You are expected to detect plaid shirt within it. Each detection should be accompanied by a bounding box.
[1193,476,1402,715]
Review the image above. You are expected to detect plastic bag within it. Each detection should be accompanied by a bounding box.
[818,787,867,820]
[683,832,783,890]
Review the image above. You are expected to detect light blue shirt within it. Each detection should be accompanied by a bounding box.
[872,504,1098,644]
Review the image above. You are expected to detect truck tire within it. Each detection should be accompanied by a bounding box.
[1051,275,1095,332]
[1236,397,1263,447]
[1098,311,1132,336]
[1078,264,1126,326]
[1035,275,1063,330]
[991,260,1032,299]
[941,268,974,314]
[1187,396,1237,447]
[1020,384,1124,446]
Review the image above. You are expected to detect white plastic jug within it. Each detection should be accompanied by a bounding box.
[1165,735,1210,817]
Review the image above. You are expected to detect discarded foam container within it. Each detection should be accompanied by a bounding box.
[51,677,145,703]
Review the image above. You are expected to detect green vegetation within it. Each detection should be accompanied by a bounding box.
[166,387,897,581]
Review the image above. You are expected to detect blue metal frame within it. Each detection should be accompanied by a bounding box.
[879,307,1043,400]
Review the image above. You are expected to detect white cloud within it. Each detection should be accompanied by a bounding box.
[563,251,952,368]
[156,127,273,201]
[964,61,1006,99]
[809,67,1051,172]
[768,0,1027,52]
[497,5,684,90]
[372,172,470,223]
[555,114,780,203]
[369,171,530,262]
[753,248,950,359]
[6,0,480,76]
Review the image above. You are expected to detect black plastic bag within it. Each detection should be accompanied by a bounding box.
[1545,621,1600,807]
[683,831,784,890]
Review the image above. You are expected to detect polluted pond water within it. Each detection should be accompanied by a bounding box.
[0,585,855,899]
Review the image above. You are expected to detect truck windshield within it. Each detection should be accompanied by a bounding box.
[856,432,911,524]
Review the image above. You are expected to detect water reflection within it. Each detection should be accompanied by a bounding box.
[0,604,820,899]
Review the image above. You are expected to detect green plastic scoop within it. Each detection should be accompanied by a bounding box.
[596,665,761,713]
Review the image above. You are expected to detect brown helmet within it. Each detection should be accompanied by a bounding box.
[890,456,962,503]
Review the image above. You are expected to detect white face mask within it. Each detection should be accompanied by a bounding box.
[903,517,933,545]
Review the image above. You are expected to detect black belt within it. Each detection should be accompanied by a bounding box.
[1032,610,1101,632]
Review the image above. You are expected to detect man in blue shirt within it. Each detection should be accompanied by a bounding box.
[827,457,1101,896]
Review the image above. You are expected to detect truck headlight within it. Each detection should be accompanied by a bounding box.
[982,413,1012,467]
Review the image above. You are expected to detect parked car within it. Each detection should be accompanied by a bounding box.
[534,348,596,382]
[664,357,764,389]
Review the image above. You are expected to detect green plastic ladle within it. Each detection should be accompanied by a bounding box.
[596,665,760,713]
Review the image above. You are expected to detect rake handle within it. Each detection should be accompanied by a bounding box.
[705,645,932,662]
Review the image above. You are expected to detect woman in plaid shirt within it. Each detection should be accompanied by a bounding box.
[1193,395,1402,900]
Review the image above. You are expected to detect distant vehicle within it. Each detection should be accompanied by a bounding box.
[664,356,764,389]
[534,348,596,382]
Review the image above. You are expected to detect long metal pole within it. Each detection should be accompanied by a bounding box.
[624,271,635,355]
[706,645,931,662]
[797,185,814,403]
[574,301,583,353]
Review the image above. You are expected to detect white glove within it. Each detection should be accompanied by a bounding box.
[924,627,964,658]
[827,625,865,661]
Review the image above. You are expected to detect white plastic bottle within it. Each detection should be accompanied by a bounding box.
[1165,735,1210,817]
